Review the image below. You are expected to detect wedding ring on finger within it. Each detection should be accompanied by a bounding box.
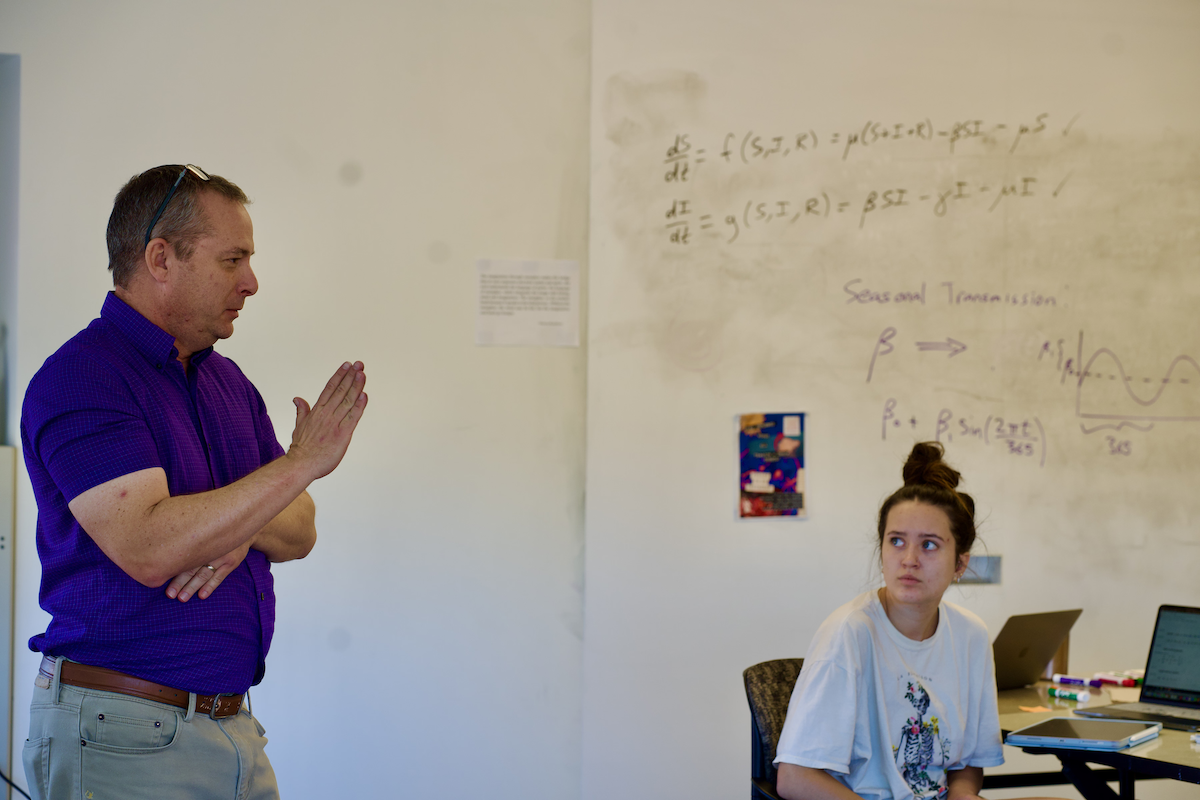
[204,565,217,573]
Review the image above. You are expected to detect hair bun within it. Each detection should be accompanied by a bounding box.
[901,441,962,491]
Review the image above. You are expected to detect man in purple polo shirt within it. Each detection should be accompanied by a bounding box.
[20,164,368,799]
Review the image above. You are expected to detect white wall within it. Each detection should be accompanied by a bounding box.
[0,53,17,446]
[0,1,589,797]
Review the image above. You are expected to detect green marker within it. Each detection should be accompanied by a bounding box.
[1048,686,1090,702]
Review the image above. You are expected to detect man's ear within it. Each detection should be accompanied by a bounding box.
[143,239,172,285]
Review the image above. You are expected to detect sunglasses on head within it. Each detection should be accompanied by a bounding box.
[143,164,210,247]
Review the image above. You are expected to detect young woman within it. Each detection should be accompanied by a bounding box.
[774,442,1003,800]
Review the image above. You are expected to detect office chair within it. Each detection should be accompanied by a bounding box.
[743,658,803,800]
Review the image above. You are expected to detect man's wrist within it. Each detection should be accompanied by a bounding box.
[280,448,322,488]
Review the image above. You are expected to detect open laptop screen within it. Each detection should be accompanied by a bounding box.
[1142,605,1200,707]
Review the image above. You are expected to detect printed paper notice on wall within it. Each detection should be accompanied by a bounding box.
[739,412,806,519]
[476,259,580,347]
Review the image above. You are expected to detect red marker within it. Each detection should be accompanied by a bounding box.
[1094,672,1137,687]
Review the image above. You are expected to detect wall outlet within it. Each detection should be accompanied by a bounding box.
[961,554,1001,584]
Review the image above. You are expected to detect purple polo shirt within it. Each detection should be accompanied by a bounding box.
[21,292,284,695]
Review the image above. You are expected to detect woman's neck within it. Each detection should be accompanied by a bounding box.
[877,587,940,641]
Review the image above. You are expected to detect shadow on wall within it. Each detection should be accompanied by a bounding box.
[0,324,7,444]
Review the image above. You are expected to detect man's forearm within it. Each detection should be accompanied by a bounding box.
[84,453,319,586]
[165,485,316,602]
[149,454,313,568]
[251,490,317,562]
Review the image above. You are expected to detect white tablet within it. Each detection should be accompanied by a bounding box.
[1006,718,1162,750]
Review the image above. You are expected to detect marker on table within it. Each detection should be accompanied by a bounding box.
[1094,673,1138,687]
[1052,674,1103,688]
[1048,686,1091,702]
[1113,670,1145,686]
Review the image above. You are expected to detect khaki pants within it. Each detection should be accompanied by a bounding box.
[23,658,279,800]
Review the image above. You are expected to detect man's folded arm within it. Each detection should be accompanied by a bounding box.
[70,456,315,587]
[252,489,317,562]
[70,360,366,587]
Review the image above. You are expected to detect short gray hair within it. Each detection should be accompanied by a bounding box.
[106,165,248,288]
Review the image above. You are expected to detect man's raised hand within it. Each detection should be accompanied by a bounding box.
[288,361,368,481]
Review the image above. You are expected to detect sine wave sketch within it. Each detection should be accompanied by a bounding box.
[1076,346,1200,433]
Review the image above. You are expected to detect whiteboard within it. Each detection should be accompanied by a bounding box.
[584,1,1200,798]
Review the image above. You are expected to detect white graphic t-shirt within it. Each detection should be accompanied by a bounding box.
[775,592,1004,800]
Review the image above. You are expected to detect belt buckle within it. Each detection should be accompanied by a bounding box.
[208,693,235,720]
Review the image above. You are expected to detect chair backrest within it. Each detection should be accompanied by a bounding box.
[743,658,804,797]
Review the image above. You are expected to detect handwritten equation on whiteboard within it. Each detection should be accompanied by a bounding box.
[666,175,1069,242]
[656,112,1080,244]
[665,114,1072,171]
[882,399,1048,467]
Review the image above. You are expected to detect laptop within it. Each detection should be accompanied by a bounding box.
[993,609,1083,690]
[1075,605,1200,732]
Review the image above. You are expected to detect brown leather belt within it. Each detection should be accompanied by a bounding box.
[53,658,243,719]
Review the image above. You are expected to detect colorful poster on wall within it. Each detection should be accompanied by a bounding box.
[738,412,806,519]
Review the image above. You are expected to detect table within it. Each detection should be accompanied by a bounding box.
[989,683,1200,800]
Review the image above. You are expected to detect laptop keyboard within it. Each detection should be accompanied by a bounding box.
[1122,702,1200,721]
